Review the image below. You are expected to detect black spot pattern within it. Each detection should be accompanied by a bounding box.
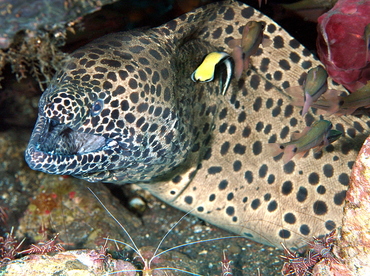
[284,213,296,224]
[267,174,275,184]
[273,36,284,48]
[252,141,262,155]
[316,185,326,194]
[279,59,291,70]
[267,23,276,33]
[184,196,193,205]
[325,220,336,231]
[283,161,295,174]
[334,190,346,205]
[313,200,328,215]
[244,171,253,184]
[234,144,246,155]
[259,164,268,178]
[338,173,349,185]
[220,141,230,156]
[323,164,334,178]
[250,74,260,89]
[233,160,242,172]
[267,200,277,212]
[301,60,312,69]
[308,172,319,185]
[289,52,300,63]
[280,126,289,139]
[289,39,300,48]
[279,229,291,239]
[281,181,293,195]
[300,225,310,235]
[218,180,228,190]
[264,193,271,201]
[296,187,308,202]
[260,58,270,72]
[256,122,264,132]
[251,199,261,210]
[208,166,222,174]
[172,175,182,183]
[253,97,262,111]
[242,126,251,137]
[226,206,235,216]
[241,7,254,19]
[238,111,246,123]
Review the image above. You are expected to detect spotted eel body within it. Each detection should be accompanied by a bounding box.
[25,0,369,249]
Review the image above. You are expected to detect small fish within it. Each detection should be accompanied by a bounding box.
[228,21,266,80]
[334,81,370,115]
[269,120,333,163]
[302,65,329,116]
[191,51,232,95]
[230,45,244,80]
[241,21,265,58]
[312,81,370,116]
[286,65,328,116]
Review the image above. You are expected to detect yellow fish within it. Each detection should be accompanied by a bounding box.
[191,51,232,95]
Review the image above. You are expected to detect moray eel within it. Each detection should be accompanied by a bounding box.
[25,0,370,249]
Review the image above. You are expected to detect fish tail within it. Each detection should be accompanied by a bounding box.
[243,55,250,72]
[312,146,322,153]
[338,107,357,116]
[268,143,284,157]
[228,39,242,49]
[294,150,308,160]
[312,89,341,115]
[285,86,304,106]
[301,93,313,116]
[282,144,297,164]
[232,46,244,80]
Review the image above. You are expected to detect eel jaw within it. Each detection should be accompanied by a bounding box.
[25,115,122,178]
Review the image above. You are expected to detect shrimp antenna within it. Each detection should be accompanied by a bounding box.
[151,208,195,261]
[87,187,144,260]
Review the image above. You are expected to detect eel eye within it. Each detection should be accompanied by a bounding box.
[91,99,104,116]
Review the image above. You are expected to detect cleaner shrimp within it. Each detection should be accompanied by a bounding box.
[88,187,271,276]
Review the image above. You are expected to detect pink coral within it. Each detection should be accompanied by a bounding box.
[316,0,370,92]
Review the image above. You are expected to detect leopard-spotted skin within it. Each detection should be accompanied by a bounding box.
[25,0,370,249]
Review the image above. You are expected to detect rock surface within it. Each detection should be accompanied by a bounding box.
[339,135,370,275]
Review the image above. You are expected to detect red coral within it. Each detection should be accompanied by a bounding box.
[317,0,370,92]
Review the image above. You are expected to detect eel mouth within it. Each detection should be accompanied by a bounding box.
[25,115,120,176]
[37,119,106,155]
